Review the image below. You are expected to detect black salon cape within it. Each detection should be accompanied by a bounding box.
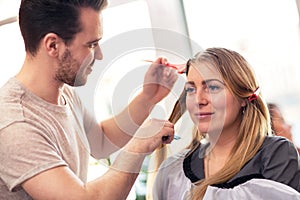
[153,136,300,200]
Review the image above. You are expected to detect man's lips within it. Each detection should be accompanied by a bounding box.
[86,66,93,74]
[86,61,95,74]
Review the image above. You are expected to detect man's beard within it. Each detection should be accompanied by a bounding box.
[55,49,88,87]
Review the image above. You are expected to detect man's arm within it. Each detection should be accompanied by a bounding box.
[22,119,175,200]
[101,57,178,148]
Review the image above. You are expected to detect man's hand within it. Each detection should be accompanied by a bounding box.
[100,58,178,151]
[142,57,178,104]
[123,118,175,155]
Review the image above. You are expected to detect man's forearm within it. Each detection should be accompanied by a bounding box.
[86,148,146,200]
[101,93,155,148]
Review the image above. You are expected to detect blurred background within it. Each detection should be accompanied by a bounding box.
[1,0,300,199]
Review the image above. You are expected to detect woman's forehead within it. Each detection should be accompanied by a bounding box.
[187,62,223,81]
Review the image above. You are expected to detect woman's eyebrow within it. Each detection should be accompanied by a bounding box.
[185,79,225,87]
[202,79,225,85]
[185,81,195,86]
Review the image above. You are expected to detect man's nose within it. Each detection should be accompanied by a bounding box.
[94,45,103,60]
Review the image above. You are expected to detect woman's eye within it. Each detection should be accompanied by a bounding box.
[185,87,196,94]
[208,85,220,92]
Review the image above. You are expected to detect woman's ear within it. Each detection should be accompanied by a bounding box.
[240,99,247,107]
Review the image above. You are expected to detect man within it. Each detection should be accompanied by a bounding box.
[0,0,177,199]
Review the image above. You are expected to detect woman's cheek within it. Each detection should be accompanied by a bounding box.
[211,93,227,109]
[186,96,197,122]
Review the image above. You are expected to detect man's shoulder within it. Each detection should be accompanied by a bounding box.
[0,77,25,99]
[0,78,26,129]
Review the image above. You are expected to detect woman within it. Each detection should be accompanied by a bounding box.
[268,103,300,154]
[152,48,300,199]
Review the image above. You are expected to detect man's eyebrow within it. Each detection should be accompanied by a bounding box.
[86,38,102,45]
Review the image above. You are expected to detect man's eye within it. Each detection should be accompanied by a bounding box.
[89,43,98,49]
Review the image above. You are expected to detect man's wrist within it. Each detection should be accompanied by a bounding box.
[111,148,147,173]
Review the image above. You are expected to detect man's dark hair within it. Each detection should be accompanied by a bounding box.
[19,0,107,56]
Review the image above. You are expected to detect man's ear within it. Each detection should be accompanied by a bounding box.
[43,33,60,57]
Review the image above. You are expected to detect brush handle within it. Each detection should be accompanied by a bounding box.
[143,60,186,74]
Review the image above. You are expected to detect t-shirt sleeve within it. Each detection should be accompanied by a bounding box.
[261,137,300,191]
[0,122,67,192]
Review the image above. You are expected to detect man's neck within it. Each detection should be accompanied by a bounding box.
[16,54,63,105]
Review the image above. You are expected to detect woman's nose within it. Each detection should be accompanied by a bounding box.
[196,89,209,106]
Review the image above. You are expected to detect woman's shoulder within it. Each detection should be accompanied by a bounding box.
[263,135,292,144]
[261,135,298,154]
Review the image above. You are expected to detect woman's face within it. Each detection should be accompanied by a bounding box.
[271,107,293,141]
[185,62,244,136]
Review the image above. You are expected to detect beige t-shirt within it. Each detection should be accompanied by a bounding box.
[0,78,116,199]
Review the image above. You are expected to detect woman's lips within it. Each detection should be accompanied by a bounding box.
[194,112,214,120]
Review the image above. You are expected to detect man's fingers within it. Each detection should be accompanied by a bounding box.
[135,119,174,139]
[162,121,175,128]
[161,130,175,144]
